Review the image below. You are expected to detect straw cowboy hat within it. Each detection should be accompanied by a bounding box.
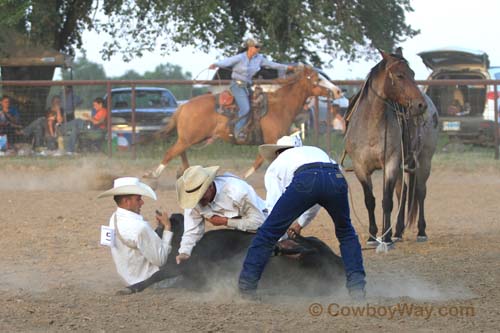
[176,165,220,209]
[259,135,303,162]
[97,177,157,200]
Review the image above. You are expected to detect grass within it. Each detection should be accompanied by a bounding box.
[1,133,499,173]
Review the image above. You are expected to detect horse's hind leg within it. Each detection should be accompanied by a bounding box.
[244,154,264,179]
[144,140,190,178]
[176,151,189,179]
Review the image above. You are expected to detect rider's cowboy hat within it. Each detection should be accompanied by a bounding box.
[176,165,220,209]
[259,135,303,162]
[244,38,261,48]
[97,177,157,200]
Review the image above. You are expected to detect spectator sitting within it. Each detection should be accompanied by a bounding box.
[59,97,108,154]
[19,95,64,151]
[0,96,22,151]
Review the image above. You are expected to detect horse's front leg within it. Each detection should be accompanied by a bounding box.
[394,172,407,241]
[416,181,428,242]
[381,170,398,245]
[359,177,377,247]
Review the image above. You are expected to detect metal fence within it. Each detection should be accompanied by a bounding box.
[0,78,498,159]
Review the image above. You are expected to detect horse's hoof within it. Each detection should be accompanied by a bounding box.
[366,240,379,248]
[393,236,403,242]
[142,178,158,191]
[375,241,395,253]
[143,172,157,179]
[416,236,428,242]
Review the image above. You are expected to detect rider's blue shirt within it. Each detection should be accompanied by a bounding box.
[214,52,288,84]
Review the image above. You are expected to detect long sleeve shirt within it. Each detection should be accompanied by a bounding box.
[179,175,267,255]
[109,207,173,285]
[214,52,288,84]
[264,146,337,228]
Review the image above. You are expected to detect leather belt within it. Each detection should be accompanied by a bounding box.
[294,162,339,175]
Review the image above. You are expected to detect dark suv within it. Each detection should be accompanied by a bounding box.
[107,87,178,137]
[418,47,499,146]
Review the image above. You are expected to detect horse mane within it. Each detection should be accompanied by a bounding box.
[272,65,306,86]
[348,53,409,112]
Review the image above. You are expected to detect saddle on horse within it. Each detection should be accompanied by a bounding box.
[215,86,268,145]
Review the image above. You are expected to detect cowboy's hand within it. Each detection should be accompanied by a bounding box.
[206,215,228,226]
[155,210,171,231]
[287,65,295,71]
[209,64,217,70]
[176,253,190,265]
[287,222,302,239]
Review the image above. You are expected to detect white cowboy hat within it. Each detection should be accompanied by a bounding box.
[176,165,220,209]
[259,135,303,161]
[97,177,157,200]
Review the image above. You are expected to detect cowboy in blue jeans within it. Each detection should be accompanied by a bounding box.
[209,38,293,141]
[238,135,366,299]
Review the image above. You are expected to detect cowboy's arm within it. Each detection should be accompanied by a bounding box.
[178,208,205,256]
[297,204,321,229]
[136,224,173,267]
[213,54,242,69]
[260,57,291,71]
[227,195,266,231]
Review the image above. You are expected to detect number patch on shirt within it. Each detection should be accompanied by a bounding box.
[100,225,116,247]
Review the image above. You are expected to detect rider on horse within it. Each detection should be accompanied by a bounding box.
[209,38,294,142]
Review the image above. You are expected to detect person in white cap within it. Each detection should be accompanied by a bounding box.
[238,135,367,300]
[175,165,267,264]
[98,177,173,286]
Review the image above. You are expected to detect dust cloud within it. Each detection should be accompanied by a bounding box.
[0,158,118,191]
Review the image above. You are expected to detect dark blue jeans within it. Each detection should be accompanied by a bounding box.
[239,162,366,292]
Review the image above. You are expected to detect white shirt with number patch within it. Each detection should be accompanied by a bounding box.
[109,207,173,285]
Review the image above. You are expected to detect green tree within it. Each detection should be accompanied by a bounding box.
[100,0,418,66]
[0,0,417,120]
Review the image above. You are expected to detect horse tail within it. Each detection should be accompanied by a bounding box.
[155,109,179,140]
[407,172,418,227]
[135,107,180,145]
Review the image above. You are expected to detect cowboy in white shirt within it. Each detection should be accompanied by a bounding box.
[262,135,322,237]
[98,177,173,286]
[175,165,266,264]
[239,135,366,300]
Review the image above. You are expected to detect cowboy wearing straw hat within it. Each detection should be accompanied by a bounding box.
[175,165,267,264]
[238,135,367,300]
[98,177,173,286]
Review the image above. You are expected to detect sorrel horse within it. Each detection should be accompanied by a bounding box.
[344,49,438,248]
[143,64,341,178]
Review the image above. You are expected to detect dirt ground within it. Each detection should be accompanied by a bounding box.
[0,158,499,332]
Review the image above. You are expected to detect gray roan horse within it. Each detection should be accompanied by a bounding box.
[344,49,439,247]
